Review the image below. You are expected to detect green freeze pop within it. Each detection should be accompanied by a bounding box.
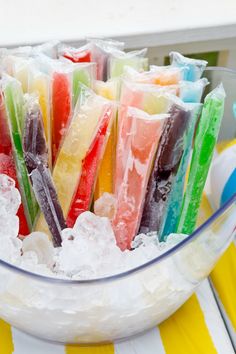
[72,64,95,107]
[3,78,38,229]
[109,49,148,78]
[177,84,225,234]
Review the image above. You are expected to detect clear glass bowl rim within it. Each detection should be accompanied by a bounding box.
[0,66,236,285]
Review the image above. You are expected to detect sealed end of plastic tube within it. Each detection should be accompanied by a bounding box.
[169,51,208,82]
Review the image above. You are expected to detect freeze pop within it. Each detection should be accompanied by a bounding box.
[139,103,191,236]
[59,43,92,63]
[23,96,66,247]
[67,105,114,227]
[52,70,72,164]
[28,70,52,168]
[120,80,177,114]
[177,85,225,234]
[113,107,167,250]
[72,63,96,107]
[35,88,114,234]
[160,104,202,240]
[3,77,39,230]
[0,90,29,235]
[170,52,207,82]
[123,66,184,85]
[109,49,148,79]
[94,79,119,199]
[88,38,124,80]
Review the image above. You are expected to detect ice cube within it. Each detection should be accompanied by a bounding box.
[94,193,117,219]
[73,211,115,243]
[22,232,55,268]
[0,174,21,215]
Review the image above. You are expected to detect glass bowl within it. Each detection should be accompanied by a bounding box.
[0,67,235,344]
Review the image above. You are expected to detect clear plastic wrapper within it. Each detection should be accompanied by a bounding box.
[67,104,115,227]
[170,52,208,82]
[35,88,114,233]
[0,87,29,235]
[60,39,125,80]
[139,102,192,237]
[51,64,73,164]
[88,38,124,80]
[28,68,52,168]
[123,65,184,85]
[109,48,148,79]
[23,95,66,247]
[59,43,92,63]
[113,107,168,250]
[120,80,178,114]
[160,103,202,240]
[3,76,38,229]
[71,62,96,106]
[179,78,209,102]
[94,78,120,101]
[178,85,226,234]
[94,79,120,199]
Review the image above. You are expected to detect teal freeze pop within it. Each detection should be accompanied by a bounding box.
[160,104,202,240]
[4,78,39,229]
[177,84,225,234]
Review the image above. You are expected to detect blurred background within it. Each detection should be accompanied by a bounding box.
[1,0,236,68]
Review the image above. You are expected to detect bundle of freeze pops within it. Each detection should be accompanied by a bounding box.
[0,39,225,252]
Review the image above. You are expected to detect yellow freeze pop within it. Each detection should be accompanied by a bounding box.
[35,88,111,233]
[94,79,119,199]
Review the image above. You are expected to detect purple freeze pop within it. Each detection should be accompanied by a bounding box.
[23,96,66,247]
[139,103,191,237]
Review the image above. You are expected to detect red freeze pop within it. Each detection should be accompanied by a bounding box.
[0,93,29,235]
[63,50,91,63]
[67,106,113,227]
[52,72,72,164]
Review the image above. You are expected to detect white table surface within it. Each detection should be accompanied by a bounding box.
[0,0,236,48]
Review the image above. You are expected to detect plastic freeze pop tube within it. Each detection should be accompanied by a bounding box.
[72,63,96,107]
[59,43,92,63]
[35,88,112,233]
[160,104,202,240]
[23,96,66,247]
[28,70,52,168]
[139,103,192,237]
[177,85,226,235]
[169,52,208,82]
[88,38,124,80]
[52,69,72,164]
[3,77,38,229]
[0,90,29,235]
[59,39,124,80]
[112,107,168,250]
[120,80,177,115]
[94,79,120,199]
[67,105,115,227]
[115,91,179,195]
[123,66,184,85]
[109,49,148,79]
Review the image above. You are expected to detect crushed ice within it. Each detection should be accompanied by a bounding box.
[0,174,186,279]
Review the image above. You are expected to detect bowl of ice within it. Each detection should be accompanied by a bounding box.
[0,40,235,344]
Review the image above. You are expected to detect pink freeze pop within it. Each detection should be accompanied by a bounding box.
[113,107,167,250]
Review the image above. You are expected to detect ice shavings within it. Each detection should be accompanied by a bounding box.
[0,173,187,279]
